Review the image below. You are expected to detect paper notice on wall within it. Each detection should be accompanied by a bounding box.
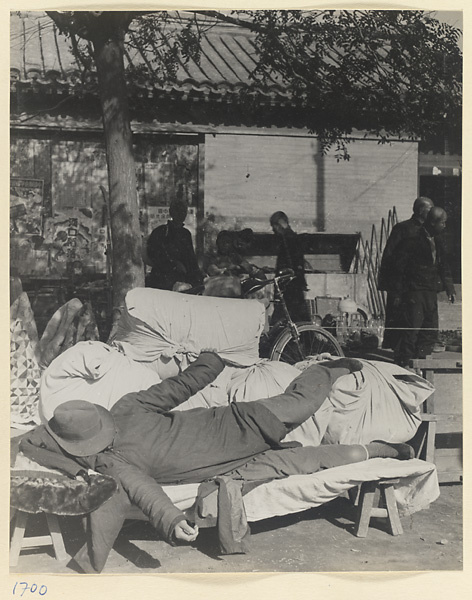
[10,178,44,236]
[10,178,46,276]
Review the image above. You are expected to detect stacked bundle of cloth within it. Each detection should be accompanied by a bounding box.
[13,288,439,573]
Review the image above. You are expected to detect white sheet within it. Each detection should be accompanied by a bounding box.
[13,453,438,522]
[240,458,439,521]
[164,459,439,522]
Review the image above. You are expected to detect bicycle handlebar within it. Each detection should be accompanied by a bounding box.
[241,269,295,297]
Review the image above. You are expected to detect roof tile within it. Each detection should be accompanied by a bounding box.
[11,11,289,101]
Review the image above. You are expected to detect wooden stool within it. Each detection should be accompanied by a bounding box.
[10,509,68,567]
[353,479,403,538]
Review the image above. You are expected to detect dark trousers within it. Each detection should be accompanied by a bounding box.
[256,364,344,429]
[397,290,439,366]
[228,444,367,480]
[232,364,367,477]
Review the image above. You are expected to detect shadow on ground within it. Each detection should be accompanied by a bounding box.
[10,483,462,574]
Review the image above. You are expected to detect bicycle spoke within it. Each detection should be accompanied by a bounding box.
[300,332,322,357]
[281,342,303,363]
[271,323,343,364]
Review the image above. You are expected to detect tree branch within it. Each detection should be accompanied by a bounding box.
[191,10,262,33]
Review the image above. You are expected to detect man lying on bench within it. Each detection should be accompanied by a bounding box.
[19,352,414,574]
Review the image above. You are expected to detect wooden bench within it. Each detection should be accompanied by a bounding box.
[347,416,438,538]
[10,509,68,567]
[354,478,403,537]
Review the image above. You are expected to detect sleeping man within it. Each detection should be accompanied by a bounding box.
[19,352,414,573]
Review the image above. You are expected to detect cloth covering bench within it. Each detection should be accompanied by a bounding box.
[11,450,438,566]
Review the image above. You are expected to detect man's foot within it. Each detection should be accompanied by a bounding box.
[366,441,415,460]
[318,358,363,373]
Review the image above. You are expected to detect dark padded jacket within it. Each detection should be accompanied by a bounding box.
[275,228,307,290]
[388,228,455,296]
[146,220,203,290]
[378,216,423,292]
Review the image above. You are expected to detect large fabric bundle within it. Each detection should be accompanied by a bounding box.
[38,298,84,368]
[38,299,100,369]
[171,367,234,412]
[39,341,162,422]
[227,360,298,403]
[317,360,434,445]
[112,288,265,372]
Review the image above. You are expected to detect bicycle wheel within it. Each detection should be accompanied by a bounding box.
[269,322,344,364]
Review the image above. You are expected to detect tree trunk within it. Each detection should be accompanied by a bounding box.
[93,27,144,317]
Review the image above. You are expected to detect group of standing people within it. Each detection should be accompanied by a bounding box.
[144,200,309,326]
[378,197,455,367]
[144,196,456,368]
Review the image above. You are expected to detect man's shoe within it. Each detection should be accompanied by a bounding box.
[371,441,415,460]
[432,343,446,353]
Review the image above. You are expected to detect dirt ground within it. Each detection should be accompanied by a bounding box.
[10,482,462,574]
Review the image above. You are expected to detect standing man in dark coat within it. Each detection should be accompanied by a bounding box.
[392,207,455,367]
[270,211,310,324]
[146,199,203,291]
[378,197,434,355]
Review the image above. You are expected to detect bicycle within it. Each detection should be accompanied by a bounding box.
[242,270,344,364]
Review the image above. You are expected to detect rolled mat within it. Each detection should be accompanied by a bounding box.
[11,471,118,516]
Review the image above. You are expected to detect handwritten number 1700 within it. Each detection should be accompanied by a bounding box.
[12,583,47,596]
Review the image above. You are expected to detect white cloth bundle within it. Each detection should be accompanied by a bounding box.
[112,288,265,370]
[317,360,434,445]
[39,341,162,422]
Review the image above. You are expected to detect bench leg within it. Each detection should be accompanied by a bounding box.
[354,482,376,538]
[10,510,29,567]
[424,420,437,464]
[45,514,68,561]
[348,485,361,506]
[382,485,403,536]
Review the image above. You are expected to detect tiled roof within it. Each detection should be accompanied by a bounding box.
[10,11,291,102]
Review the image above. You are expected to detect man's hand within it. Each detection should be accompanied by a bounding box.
[174,520,199,543]
[173,282,192,293]
[449,294,456,304]
[314,352,335,362]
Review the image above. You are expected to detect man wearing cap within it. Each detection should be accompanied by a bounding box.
[19,352,413,573]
